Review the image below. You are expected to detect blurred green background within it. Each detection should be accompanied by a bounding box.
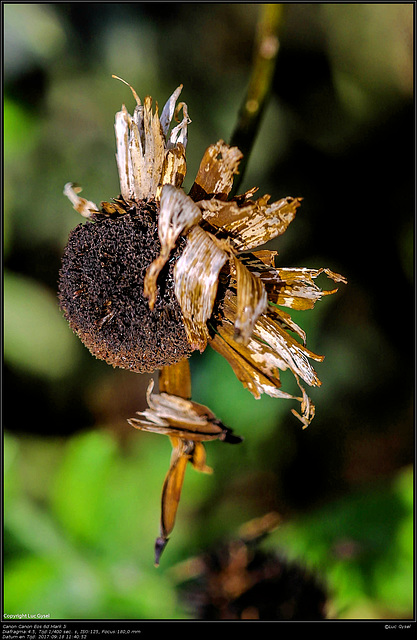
[3,2,414,621]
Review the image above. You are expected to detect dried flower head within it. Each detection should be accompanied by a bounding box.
[59,80,346,565]
[174,513,328,620]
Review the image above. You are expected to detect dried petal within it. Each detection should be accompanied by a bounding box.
[174,226,228,351]
[252,314,324,388]
[210,326,316,428]
[128,379,240,442]
[158,437,191,559]
[291,380,316,429]
[267,267,347,310]
[158,143,187,195]
[237,255,346,311]
[131,95,165,200]
[210,331,284,400]
[160,84,184,138]
[63,183,99,218]
[267,303,307,346]
[167,102,190,149]
[190,441,213,474]
[189,140,243,201]
[229,252,268,344]
[159,358,192,399]
[144,186,202,309]
[130,372,242,565]
[113,81,191,204]
[210,286,324,426]
[199,195,301,251]
[114,107,132,202]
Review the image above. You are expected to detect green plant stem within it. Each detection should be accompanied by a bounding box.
[230,3,284,196]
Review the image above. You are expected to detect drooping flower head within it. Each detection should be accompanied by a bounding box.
[59,80,346,564]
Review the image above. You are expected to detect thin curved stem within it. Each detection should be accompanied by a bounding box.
[230,3,284,196]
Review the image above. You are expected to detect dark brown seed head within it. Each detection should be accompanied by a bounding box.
[58,199,193,373]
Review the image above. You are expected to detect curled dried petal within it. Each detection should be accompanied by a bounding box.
[159,84,184,138]
[63,183,99,218]
[210,287,324,426]
[210,327,316,428]
[209,330,285,400]
[253,315,324,387]
[228,252,268,345]
[174,226,228,351]
[167,102,190,149]
[128,379,242,443]
[144,186,202,309]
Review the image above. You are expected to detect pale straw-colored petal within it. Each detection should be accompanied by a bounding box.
[167,102,190,149]
[114,107,132,201]
[113,79,185,202]
[174,226,228,352]
[252,314,324,388]
[144,185,202,309]
[188,140,243,201]
[198,194,302,251]
[135,95,166,200]
[63,183,99,218]
[160,85,184,138]
[267,304,307,345]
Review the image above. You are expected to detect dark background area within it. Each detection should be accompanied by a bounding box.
[4,3,414,620]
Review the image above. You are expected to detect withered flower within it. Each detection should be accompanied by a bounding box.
[59,80,346,565]
[174,513,328,620]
